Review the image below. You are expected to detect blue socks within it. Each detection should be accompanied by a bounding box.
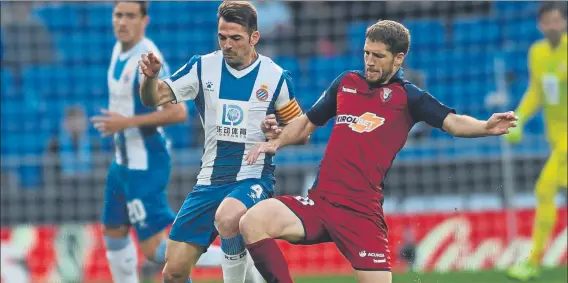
[103,235,131,251]
[153,238,167,264]
[221,234,247,255]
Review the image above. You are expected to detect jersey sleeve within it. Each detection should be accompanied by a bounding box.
[305,72,347,126]
[405,83,456,129]
[274,71,303,124]
[163,55,201,103]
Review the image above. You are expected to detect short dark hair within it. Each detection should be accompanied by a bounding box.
[218,1,258,34]
[365,20,410,55]
[538,2,566,20]
[115,1,149,16]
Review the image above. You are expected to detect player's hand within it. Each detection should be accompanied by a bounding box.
[261,114,282,140]
[245,141,278,165]
[504,125,523,144]
[91,109,132,137]
[485,111,518,136]
[139,51,162,78]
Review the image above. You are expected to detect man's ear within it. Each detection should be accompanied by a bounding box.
[250,31,260,46]
[395,52,405,67]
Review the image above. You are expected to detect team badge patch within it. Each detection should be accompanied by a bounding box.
[381,87,392,102]
[256,84,269,102]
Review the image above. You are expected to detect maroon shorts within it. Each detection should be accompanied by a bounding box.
[276,193,391,271]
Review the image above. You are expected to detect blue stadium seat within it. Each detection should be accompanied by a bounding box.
[493,1,540,18]
[347,21,371,54]
[451,17,500,47]
[1,68,13,96]
[55,30,113,63]
[33,3,80,32]
[273,56,301,83]
[149,1,221,27]
[403,19,446,50]
[502,18,540,50]
[307,56,353,91]
[23,64,72,99]
[84,3,114,29]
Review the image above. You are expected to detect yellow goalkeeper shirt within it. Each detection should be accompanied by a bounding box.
[517,33,567,148]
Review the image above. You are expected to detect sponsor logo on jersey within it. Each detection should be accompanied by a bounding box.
[222,104,244,126]
[256,84,269,101]
[342,86,357,94]
[336,112,385,133]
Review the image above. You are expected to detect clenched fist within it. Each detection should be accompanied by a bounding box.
[139,51,162,78]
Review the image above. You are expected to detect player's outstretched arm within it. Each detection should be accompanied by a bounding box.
[442,111,518,138]
[139,52,176,107]
[246,114,317,164]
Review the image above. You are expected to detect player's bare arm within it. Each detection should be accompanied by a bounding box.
[246,114,316,164]
[442,111,518,138]
[91,103,187,137]
[139,51,176,107]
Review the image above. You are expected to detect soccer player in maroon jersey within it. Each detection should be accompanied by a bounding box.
[239,20,518,283]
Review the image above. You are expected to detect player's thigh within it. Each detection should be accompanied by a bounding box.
[163,239,205,276]
[125,167,176,242]
[354,270,392,283]
[328,211,391,272]
[169,185,225,249]
[101,162,130,230]
[217,179,274,231]
[245,195,330,243]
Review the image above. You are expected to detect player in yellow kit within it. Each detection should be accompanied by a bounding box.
[506,3,567,281]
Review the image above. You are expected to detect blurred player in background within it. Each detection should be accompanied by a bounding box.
[139,1,302,283]
[91,2,223,283]
[241,20,518,283]
[506,3,567,281]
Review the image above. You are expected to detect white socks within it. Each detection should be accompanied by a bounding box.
[105,238,139,283]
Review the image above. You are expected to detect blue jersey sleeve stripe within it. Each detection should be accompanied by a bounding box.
[170,55,201,82]
[194,56,205,122]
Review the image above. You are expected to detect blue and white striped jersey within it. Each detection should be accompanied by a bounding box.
[107,38,171,170]
[164,51,302,186]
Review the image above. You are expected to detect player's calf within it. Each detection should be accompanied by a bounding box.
[102,225,140,283]
[215,197,250,283]
[162,240,204,283]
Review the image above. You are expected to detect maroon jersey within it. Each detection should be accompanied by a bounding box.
[305,69,455,214]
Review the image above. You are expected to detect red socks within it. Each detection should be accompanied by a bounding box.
[246,238,294,283]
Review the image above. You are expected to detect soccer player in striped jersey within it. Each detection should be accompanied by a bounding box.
[138,2,302,283]
[91,2,223,283]
[506,3,567,281]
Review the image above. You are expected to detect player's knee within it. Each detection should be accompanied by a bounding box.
[162,263,189,282]
[102,225,129,238]
[215,204,247,235]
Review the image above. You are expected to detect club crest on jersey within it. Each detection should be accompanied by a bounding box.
[381,87,392,102]
[256,84,269,102]
[336,112,385,133]
[123,70,131,83]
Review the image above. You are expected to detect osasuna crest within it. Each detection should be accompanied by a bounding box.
[381,87,392,102]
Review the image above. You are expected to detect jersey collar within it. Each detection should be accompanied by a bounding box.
[224,53,261,79]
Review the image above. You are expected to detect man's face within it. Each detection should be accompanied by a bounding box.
[112,2,148,45]
[218,17,259,69]
[65,113,87,136]
[363,39,403,85]
[538,9,567,43]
